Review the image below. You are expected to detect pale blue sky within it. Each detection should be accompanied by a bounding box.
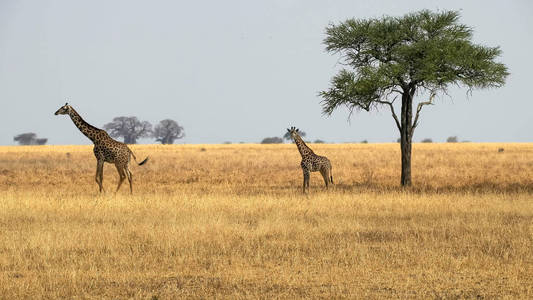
[1,0,531,144]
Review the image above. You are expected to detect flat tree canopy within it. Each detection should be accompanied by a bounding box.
[320,10,508,186]
[13,133,48,145]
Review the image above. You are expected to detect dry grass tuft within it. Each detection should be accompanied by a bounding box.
[0,143,532,298]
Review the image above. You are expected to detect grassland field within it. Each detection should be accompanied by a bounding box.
[0,143,532,298]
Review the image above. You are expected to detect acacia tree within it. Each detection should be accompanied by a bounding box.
[13,133,48,145]
[14,133,37,145]
[153,119,185,144]
[103,116,152,144]
[320,10,508,186]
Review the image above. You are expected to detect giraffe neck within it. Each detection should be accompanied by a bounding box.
[68,108,103,143]
[294,134,314,157]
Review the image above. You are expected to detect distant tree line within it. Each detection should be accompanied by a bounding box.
[261,130,326,144]
[13,117,185,145]
[392,136,466,143]
[103,117,185,144]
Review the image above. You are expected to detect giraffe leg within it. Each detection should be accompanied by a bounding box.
[320,168,329,189]
[115,164,126,192]
[96,160,105,193]
[306,172,310,192]
[95,164,99,185]
[125,167,133,194]
[302,169,310,194]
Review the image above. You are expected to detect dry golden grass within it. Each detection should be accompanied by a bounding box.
[0,143,532,299]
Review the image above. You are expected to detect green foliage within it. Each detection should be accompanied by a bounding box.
[320,10,509,115]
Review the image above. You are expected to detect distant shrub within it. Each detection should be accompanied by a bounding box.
[313,139,325,144]
[446,136,458,143]
[421,138,433,143]
[35,138,48,145]
[360,140,368,144]
[261,137,283,144]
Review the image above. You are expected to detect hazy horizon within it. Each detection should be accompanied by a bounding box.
[1,0,532,145]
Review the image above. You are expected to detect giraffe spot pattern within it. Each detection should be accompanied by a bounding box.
[57,105,147,194]
[288,127,333,193]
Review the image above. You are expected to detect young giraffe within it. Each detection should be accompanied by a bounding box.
[54,103,148,194]
[287,127,333,193]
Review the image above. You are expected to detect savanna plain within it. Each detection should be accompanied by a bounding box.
[0,143,532,299]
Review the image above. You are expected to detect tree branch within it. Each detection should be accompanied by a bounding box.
[410,93,436,138]
[376,99,401,131]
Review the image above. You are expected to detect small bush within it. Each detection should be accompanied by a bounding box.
[446,136,458,143]
[261,137,283,144]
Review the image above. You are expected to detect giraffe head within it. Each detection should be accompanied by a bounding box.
[54,103,72,115]
[287,126,301,140]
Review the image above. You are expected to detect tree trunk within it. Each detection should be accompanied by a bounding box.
[400,89,414,186]
[400,129,412,186]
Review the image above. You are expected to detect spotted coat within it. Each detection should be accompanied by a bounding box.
[287,127,333,193]
[55,103,148,193]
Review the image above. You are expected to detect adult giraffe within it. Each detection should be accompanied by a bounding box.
[287,127,333,193]
[55,103,148,193]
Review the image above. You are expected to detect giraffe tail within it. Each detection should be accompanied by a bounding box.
[137,157,149,166]
[130,150,149,166]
